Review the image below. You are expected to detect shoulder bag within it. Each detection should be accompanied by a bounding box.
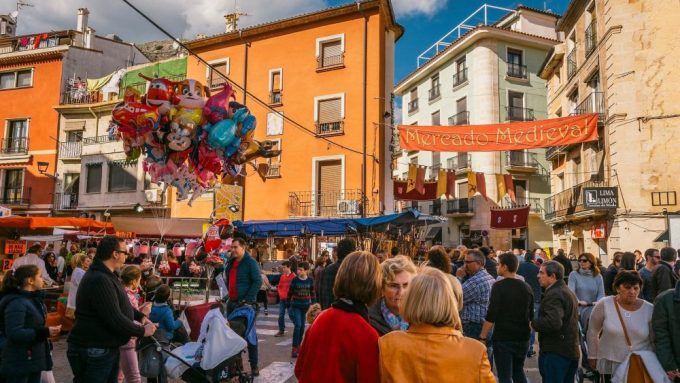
[613,299,654,383]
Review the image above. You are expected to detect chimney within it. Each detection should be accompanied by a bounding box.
[77,8,89,33]
[224,14,237,33]
[85,27,95,49]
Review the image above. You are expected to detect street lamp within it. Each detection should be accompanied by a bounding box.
[37,161,58,180]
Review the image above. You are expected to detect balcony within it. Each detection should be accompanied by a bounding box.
[573,91,605,123]
[317,53,344,70]
[1,137,28,155]
[315,121,344,136]
[452,69,468,87]
[585,21,597,58]
[269,91,282,105]
[567,48,577,79]
[0,31,67,55]
[505,151,538,172]
[506,107,535,121]
[60,90,103,105]
[430,200,442,216]
[543,179,611,220]
[408,98,419,114]
[428,85,441,101]
[446,198,475,215]
[447,153,471,173]
[506,197,543,214]
[448,111,469,125]
[59,141,82,160]
[507,63,528,79]
[82,135,117,146]
[54,192,78,210]
[0,187,31,205]
[266,164,281,178]
[288,189,365,217]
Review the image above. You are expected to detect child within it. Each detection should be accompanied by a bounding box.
[274,261,296,337]
[149,284,188,344]
[119,265,147,383]
[306,303,321,324]
[287,261,314,358]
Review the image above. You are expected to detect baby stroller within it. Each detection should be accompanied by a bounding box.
[576,304,600,383]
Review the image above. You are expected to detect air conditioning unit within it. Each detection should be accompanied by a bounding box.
[144,189,159,203]
[337,199,359,215]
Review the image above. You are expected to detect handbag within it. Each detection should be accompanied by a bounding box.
[613,299,654,383]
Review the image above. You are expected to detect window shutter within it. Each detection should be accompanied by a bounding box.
[318,98,342,123]
[86,163,102,193]
[321,40,342,66]
[271,72,281,91]
[64,121,86,131]
[317,160,342,216]
[210,62,227,87]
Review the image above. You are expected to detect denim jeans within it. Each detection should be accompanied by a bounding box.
[4,372,41,383]
[289,305,307,348]
[278,300,289,332]
[493,340,529,383]
[538,352,578,383]
[67,343,121,383]
[528,302,540,354]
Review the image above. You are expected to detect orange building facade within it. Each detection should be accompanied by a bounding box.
[186,0,402,221]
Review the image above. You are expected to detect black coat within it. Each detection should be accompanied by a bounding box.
[0,290,52,376]
[368,301,392,336]
[603,265,619,296]
[652,262,679,301]
[531,280,580,360]
[553,254,573,282]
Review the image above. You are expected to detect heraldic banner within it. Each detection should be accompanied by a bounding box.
[398,113,599,152]
[490,206,530,229]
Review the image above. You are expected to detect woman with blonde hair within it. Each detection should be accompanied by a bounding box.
[295,251,383,382]
[66,253,92,319]
[368,255,417,335]
[379,267,495,383]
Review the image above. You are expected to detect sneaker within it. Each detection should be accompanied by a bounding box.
[274,330,285,337]
[251,367,260,377]
[291,347,298,358]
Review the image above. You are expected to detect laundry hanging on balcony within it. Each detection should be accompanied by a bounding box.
[398,113,599,152]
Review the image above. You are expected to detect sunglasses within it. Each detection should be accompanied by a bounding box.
[116,250,130,257]
[578,259,589,263]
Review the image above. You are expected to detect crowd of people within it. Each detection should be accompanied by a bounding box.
[1,236,680,382]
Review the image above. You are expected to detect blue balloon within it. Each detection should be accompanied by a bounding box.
[205,119,237,149]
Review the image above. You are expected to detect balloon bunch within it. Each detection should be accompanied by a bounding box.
[110,75,281,205]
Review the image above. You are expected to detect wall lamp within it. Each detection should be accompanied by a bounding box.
[133,203,145,213]
[37,161,59,180]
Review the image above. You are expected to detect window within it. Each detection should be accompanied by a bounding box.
[507,48,526,79]
[108,161,137,192]
[3,119,28,154]
[567,89,579,114]
[0,69,32,90]
[507,91,525,121]
[86,163,102,193]
[266,140,281,178]
[452,97,468,125]
[408,88,418,113]
[429,74,440,100]
[514,180,527,203]
[431,110,440,126]
[206,59,229,89]
[317,35,344,69]
[3,169,23,203]
[315,95,344,136]
[66,131,82,142]
[269,69,282,105]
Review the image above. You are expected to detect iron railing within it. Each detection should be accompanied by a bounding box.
[428,84,441,100]
[408,98,419,113]
[0,32,64,54]
[54,192,78,210]
[266,164,281,178]
[288,189,366,217]
[506,197,543,213]
[507,63,528,79]
[60,90,103,105]
[430,200,442,215]
[446,198,475,214]
[573,91,605,122]
[270,91,282,105]
[316,121,344,136]
[448,111,469,125]
[546,146,565,160]
[1,137,28,154]
[506,151,538,168]
[317,53,344,69]
[59,141,82,159]
[506,106,535,121]
[82,135,116,146]
[453,68,468,87]
[585,21,597,58]
[544,179,610,219]
[447,153,471,170]
[0,187,30,205]
[567,48,577,79]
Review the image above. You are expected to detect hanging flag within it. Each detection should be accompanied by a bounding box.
[504,174,516,203]
[437,169,447,198]
[490,206,530,229]
[415,166,426,195]
[446,170,456,199]
[467,171,477,198]
[393,180,438,200]
[406,164,417,193]
[476,172,487,200]
[496,174,507,203]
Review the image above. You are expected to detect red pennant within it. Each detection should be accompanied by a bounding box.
[446,171,456,199]
[490,206,530,229]
[504,174,516,203]
[476,172,487,200]
[393,181,438,200]
[415,166,426,195]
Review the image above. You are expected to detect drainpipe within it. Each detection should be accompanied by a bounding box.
[238,30,250,218]
[358,2,368,217]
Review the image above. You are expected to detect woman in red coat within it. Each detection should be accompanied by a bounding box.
[295,251,383,382]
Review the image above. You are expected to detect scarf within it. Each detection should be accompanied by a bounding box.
[578,269,593,277]
[331,298,369,322]
[380,299,408,331]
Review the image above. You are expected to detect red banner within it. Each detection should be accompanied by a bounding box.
[394,180,438,201]
[399,114,599,152]
[490,206,530,229]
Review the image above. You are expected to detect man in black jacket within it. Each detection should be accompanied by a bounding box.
[553,249,573,283]
[318,238,355,309]
[68,236,156,383]
[532,261,580,383]
[652,247,678,301]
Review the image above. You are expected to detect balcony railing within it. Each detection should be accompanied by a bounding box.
[408,98,419,113]
[585,21,597,58]
[448,111,469,125]
[430,200,442,215]
[428,85,441,101]
[316,121,344,136]
[0,32,66,55]
[1,137,28,155]
[506,151,538,169]
[453,69,468,87]
[567,48,577,79]
[317,53,344,69]
[0,187,31,205]
[507,63,528,79]
[54,192,78,210]
[82,135,117,146]
[269,91,282,105]
[288,189,366,217]
[544,179,610,220]
[61,90,103,105]
[506,197,543,213]
[59,141,82,159]
[446,198,475,214]
[447,153,471,171]
[266,164,281,178]
[573,91,605,122]
[506,106,535,121]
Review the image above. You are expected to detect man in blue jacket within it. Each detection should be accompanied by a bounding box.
[224,237,262,376]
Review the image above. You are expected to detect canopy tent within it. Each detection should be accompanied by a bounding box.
[0,216,114,231]
[234,217,358,238]
[354,208,445,231]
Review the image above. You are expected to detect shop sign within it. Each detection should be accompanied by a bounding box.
[115,231,136,239]
[2,259,13,271]
[4,240,26,255]
[583,187,619,209]
[591,222,607,239]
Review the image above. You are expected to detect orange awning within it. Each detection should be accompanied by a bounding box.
[0,216,114,231]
